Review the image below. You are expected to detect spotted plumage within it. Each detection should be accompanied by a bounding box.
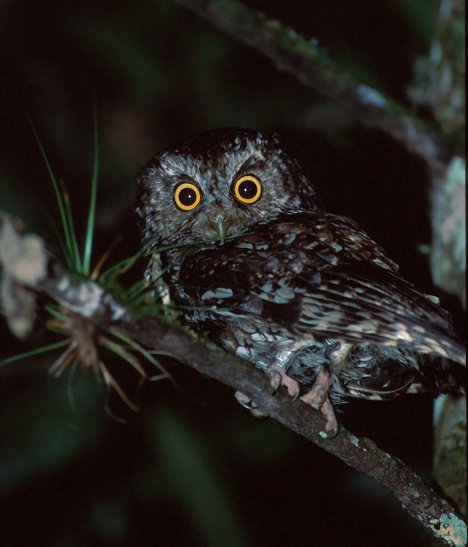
[136,128,465,434]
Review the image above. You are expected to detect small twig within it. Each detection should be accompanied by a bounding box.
[0,213,465,546]
[175,0,451,174]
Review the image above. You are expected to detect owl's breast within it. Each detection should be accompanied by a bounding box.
[180,297,305,371]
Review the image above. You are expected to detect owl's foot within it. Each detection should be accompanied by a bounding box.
[234,390,268,418]
[267,364,301,399]
[300,368,338,437]
[266,364,337,435]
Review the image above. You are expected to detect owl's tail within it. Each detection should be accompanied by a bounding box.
[339,349,466,401]
[411,357,466,397]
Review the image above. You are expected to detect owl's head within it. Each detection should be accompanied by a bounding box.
[136,128,319,249]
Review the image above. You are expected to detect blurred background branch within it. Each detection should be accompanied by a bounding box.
[175,0,453,171]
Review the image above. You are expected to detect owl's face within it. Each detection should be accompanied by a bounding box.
[136,128,319,249]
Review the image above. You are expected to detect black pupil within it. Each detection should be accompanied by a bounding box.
[179,187,197,205]
[239,179,258,199]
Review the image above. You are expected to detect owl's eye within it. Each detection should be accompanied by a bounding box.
[233,175,262,204]
[174,182,202,211]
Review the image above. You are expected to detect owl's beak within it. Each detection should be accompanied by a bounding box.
[214,214,226,241]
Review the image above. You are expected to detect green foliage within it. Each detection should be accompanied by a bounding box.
[29,108,100,276]
[29,119,82,271]
[2,112,171,414]
[83,101,99,276]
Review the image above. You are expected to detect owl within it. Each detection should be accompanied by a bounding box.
[136,128,465,435]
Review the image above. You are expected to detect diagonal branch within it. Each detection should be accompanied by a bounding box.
[175,0,451,174]
[0,212,465,546]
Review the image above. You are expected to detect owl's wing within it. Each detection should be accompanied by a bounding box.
[178,212,465,365]
[295,263,465,364]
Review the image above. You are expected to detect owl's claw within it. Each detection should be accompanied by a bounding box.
[267,369,282,393]
[300,368,338,437]
[265,364,338,435]
[234,391,268,418]
[300,368,330,409]
[267,364,301,399]
[319,398,339,437]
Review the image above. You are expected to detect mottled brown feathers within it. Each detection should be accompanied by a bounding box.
[136,128,465,407]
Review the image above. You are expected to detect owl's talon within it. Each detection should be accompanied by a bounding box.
[300,367,338,436]
[235,390,253,409]
[307,385,327,409]
[320,398,338,437]
[302,391,338,436]
[234,390,268,418]
[300,368,331,406]
[267,369,283,394]
[251,408,269,419]
[267,364,301,399]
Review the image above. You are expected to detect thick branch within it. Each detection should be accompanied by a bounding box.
[175,0,451,173]
[0,213,465,545]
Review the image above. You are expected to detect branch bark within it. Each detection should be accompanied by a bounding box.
[0,212,465,546]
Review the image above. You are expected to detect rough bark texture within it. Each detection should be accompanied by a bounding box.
[175,0,452,172]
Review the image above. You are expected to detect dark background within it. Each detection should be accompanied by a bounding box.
[0,1,458,545]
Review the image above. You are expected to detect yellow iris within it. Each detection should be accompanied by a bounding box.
[233,175,262,204]
[174,182,202,211]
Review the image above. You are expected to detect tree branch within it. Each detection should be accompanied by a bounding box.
[0,212,465,546]
[174,0,451,173]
